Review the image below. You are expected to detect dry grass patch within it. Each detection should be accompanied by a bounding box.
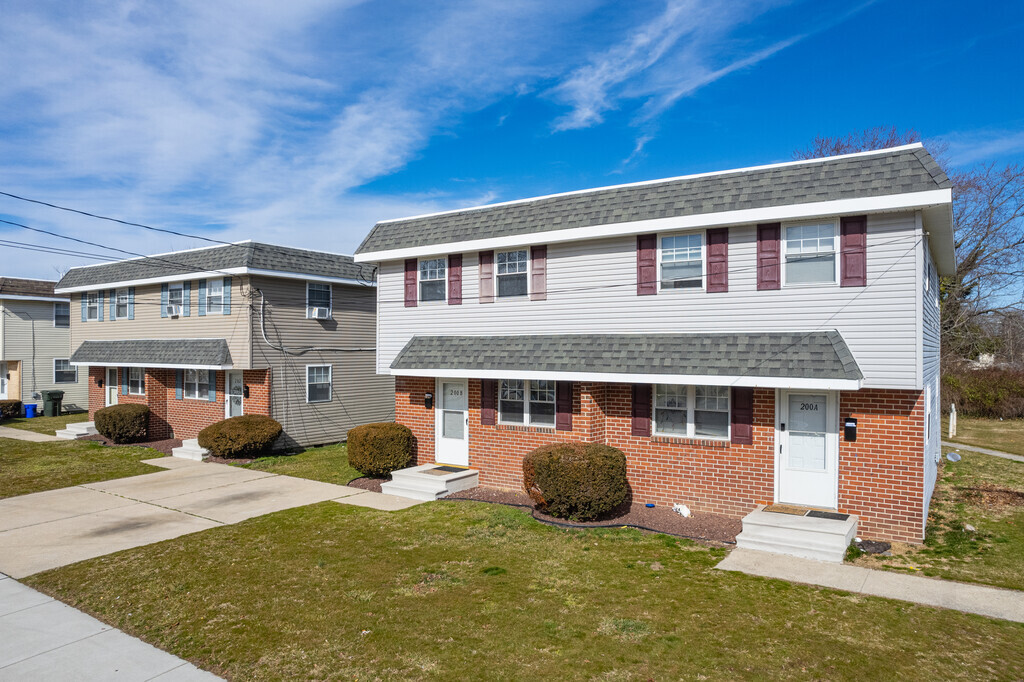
[944,416,1024,456]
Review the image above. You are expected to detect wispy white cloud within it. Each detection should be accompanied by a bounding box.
[938,128,1024,166]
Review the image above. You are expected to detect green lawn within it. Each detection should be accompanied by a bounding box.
[0,438,165,499]
[852,448,1024,590]
[241,442,362,485]
[2,412,89,436]
[943,416,1024,456]
[25,502,1024,681]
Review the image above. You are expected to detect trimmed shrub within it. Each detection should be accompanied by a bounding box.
[347,422,413,477]
[523,442,628,521]
[0,400,23,420]
[942,367,1024,419]
[94,404,149,443]
[198,415,282,458]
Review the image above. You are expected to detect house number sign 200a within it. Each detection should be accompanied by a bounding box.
[800,403,819,411]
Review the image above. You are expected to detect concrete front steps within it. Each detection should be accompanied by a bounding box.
[735,505,858,563]
[171,438,210,461]
[380,464,479,501]
[55,420,99,440]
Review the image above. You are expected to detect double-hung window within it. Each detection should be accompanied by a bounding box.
[496,249,528,297]
[419,258,446,301]
[499,379,555,427]
[183,369,209,400]
[206,279,224,314]
[115,288,129,319]
[168,283,184,313]
[129,367,145,395]
[54,359,77,383]
[784,222,837,285]
[54,302,70,328]
[85,292,99,321]
[660,233,703,289]
[654,384,730,439]
[306,282,332,319]
[307,365,331,403]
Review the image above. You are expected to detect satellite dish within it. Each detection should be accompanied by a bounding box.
[946,452,962,462]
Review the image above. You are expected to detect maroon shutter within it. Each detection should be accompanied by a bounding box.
[840,215,867,287]
[404,259,418,307]
[479,250,494,304]
[631,384,652,437]
[731,387,754,445]
[706,227,729,293]
[637,234,657,295]
[448,253,462,305]
[555,381,572,431]
[756,223,781,290]
[480,379,497,425]
[530,245,547,301]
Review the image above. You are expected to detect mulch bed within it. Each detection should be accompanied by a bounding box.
[80,434,182,457]
[349,476,385,493]
[956,484,1024,510]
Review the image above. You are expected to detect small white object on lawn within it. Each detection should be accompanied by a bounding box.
[672,503,691,517]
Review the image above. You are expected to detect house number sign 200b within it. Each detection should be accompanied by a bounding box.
[800,403,819,411]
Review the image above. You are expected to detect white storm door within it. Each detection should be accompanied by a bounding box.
[106,368,118,406]
[0,362,7,400]
[435,378,469,466]
[226,371,244,418]
[778,391,838,509]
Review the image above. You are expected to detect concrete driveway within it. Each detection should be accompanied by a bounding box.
[0,458,420,578]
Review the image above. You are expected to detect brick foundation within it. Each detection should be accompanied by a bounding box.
[395,376,928,543]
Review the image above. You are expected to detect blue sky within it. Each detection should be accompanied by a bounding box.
[0,0,1021,278]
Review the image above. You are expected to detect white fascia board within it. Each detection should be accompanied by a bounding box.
[354,189,953,262]
[70,361,233,370]
[55,268,375,293]
[243,269,375,288]
[0,295,69,302]
[390,367,863,391]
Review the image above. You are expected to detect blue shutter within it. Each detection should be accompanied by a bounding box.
[208,370,217,402]
[121,368,128,395]
[161,284,169,318]
[175,369,183,399]
[197,279,207,316]
[128,287,135,320]
[182,281,191,317]
[109,290,116,320]
[81,293,87,322]
[222,277,231,315]
[97,291,104,321]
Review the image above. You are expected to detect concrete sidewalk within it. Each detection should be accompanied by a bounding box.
[0,572,220,680]
[943,440,1024,463]
[718,548,1024,623]
[0,425,62,442]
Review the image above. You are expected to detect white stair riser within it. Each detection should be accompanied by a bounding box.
[381,466,481,501]
[379,483,446,501]
[740,524,856,546]
[735,537,847,563]
[735,508,858,564]
[390,470,477,485]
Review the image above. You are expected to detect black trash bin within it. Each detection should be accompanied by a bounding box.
[43,390,65,417]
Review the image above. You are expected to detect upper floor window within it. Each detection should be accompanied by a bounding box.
[307,282,332,319]
[660,233,703,289]
[207,279,224,314]
[784,221,837,285]
[115,288,130,319]
[167,282,184,313]
[307,365,332,403]
[54,359,77,383]
[496,249,528,297]
[129,367,145,395]
[85,292,99,321]
[54,302,70,328]
[654,384,729,439]
[499,379,555,427]
[183,368,209,400]
[419,258,446,302]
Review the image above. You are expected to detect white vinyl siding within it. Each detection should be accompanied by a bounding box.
[921,236,942,510]
[1,299,87,407]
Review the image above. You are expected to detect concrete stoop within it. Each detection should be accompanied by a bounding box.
[380,464,479,501]
[171,438,209,461]
[55,420,99,440]
[735,506,858,563]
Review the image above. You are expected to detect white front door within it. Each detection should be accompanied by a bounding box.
[226,371,244,418]
[106,368,119,406]
[778,391,838,509]
[0,362,7,400]
[435,378,469,466]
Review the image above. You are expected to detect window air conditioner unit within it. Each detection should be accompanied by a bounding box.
[311,307,330,320]
[165,304,182,317]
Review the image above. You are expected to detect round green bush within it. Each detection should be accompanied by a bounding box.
[523,442,628,521]
[347,422,413,477]
[198,415,282,458]
[94,404,150,443]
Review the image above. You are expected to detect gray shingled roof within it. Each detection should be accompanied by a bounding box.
[57,242,374,290]
[357,146,949,255]
[0,277,62,298]
[71,339,232,368]
[390,332,863,382]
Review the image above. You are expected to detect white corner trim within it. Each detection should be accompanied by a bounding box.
[70,361,232,370]
[354,189,952,262]
[54,268,375,293]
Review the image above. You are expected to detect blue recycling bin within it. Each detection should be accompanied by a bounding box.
[24,404,37,418]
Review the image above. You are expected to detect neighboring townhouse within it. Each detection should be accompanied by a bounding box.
[354,144,953,546]
[54,241,393,448]
[0,277,86,412]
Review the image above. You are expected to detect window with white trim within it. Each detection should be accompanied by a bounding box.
[54,359,77,383]
[419,258,446,302]
[129,367,145,395]
[496,249,528,297]
[207,279,224,314]
[499,379,555,426]
[654,384,730,439]
[660,233,703,289]
[168,283,184,310]
[784,221,837,285]
[85,292,99,321]
[115,288,129,319]
[54,302,70,328]
[306,282,332,318]
[307,365,331,403]
[183,369,209,400]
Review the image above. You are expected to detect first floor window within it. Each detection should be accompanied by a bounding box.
[654,384,730,439]
[129,367,145,395]
[115,288,130,319]
[496,249,528,297]
[660,233,703,288]
[307,282,332,318]
[184,368,209,400]
[307,365,331,402]
[499,379,556,426]
[86,292,99,320]
[419,258,446,301]
[54,359,77,383]
[785,222,836,284]
[54,302,70,327]
[206,279,223,314]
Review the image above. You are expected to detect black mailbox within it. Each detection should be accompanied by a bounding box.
[243,385,250,399]
[424,392,434,410]
[844,417,857,442]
